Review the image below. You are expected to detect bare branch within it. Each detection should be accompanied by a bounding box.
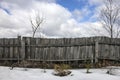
[100,0,120,38]
[29,11,44,38]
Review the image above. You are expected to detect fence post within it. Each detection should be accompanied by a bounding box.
[95,40,99,63]
[21,37,25,60]
[17,36,21,63]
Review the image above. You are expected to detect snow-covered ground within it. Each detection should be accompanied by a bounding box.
[0,66,120,80]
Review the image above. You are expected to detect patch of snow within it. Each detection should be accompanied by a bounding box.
[105,66,120,76]
[0,66,120,80]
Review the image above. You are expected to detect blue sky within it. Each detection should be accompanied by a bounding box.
[56,0,97,22]
[57,0,88,11]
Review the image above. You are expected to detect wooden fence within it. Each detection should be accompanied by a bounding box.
[0,36,120,64]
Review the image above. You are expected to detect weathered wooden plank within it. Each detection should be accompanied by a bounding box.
[0,39,3,58]
[95,41,99,63]
[4,39,9,58]
[0,36,120,63]
[9,39,13,58]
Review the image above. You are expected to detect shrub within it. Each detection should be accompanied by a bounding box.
[85,60,91,73]
[53,64,71,76]
[85,63,91,73]
[3,61,10,66]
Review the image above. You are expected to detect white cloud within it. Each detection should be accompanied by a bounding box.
[0,0,56,7]
[0,1,74,38]
[72,6,91,21]
[0,0,107,38]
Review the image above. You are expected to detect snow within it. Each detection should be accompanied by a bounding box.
[0,66,120,80]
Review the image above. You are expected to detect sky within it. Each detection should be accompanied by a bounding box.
[0,0,118,38]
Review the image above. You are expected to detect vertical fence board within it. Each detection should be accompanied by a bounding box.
[0,36,120,64]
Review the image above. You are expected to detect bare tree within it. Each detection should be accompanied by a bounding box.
[100,0,120,38]
[30,12,44,38]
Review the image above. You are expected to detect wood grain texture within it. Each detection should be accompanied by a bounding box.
[0,36,120,63]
